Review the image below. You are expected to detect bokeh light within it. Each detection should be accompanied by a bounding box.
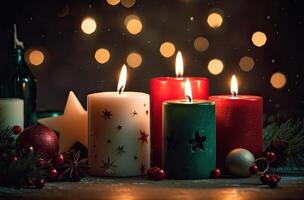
[121,0,136,8]
[95,48,110,64]
[194,37,209,53]
[127,52,142,68]
[81,17,97,35]
[124,14,142,35]
[160,42,176,58]
[106,0,120,6]
[270,72,287,89]
[28,50,44,66]
[239,56,255,72]
[207,13,223,28]
[208,59,224,75]
[252,31,267,47]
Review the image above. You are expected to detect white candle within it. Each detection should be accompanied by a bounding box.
[88,65,150,177]
[0,98,24,128]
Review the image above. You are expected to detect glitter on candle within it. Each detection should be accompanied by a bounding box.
[160,42,176,58]
[252,31,267,47]
[81,17,97,35]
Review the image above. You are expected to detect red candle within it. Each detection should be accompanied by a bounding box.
[209,75,263,169]
[150,51,209,167]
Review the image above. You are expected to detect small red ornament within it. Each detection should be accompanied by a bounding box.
[260,174,270,184]
[38,158,46,168]
[24,146,34,154]
[18,125,59,158]
[34,178,45,188]
[49,168,58,180]
[147,166,165,180]
[53,153,65,166]
[249,164,259,174]
[265,152,276,163]
[268,175,279,188]
[12,125,22,135]
[10,155,18,162]
[210,168,221,178]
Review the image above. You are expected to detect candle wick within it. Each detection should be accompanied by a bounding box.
[176,74,182,79]
[233,91,237,97]
[118,85,124,95]
[186,95,192,102]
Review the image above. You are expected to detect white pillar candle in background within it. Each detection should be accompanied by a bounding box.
[0,98,24,129]
[88,65,150,177]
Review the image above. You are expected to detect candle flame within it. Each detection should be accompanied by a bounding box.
[117,64,127,94]
[175,51,184,78]
[185,78,192,102]
[231,74,238,97]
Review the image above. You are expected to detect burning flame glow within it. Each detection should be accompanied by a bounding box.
[117,64,127,94]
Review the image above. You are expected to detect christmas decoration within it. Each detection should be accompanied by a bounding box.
[265,151,276,162]
[34,178,45,188]
[260,174,270,184]
[12,125,22,135]
[49,168,58,180]
[147,166,165,180]
[0,126,47,187]
[38,91,88,152]
[210,168,222,178]
[263,119,304,169]
[58,150,88,181]
[225,148,255,177]
[18,125,59,158]
[268,175,279,188]
[53,153,65,166]
[249,164,259,174]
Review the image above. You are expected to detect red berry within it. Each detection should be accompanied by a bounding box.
[147,166,159,178]
[266,152,276,162]
[260,174,270,184]
[154,168,165,180]
[53,154,65,166]
[12,125,22,135]
[268,175,278,188]
[34,178,45,188]
[38,158,46,168]
[249,164,259,174]
[211,168,221,178]
[49,168,58,180]
[273,174,281,182]
[10,155,18,162]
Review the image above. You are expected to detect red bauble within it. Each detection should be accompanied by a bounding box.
[34,178,45,188]
[53,153,65,166]
[249,164,259,174]
[268,175,279,188]
[10,155,18,162]
[260,174,270,184]
[12,125,22,135]
[18,125,59,158]
[49,168,58,180]
[266,152,276,163]
[210,168,222,178]
[147,166,165,180]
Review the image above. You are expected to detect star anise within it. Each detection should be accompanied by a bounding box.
[58,150,88,181]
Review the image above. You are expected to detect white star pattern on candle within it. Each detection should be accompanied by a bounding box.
[38,91,88,153]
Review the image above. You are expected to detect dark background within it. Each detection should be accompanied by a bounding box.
[0,0,303,119]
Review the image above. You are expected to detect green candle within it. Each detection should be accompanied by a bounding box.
[163,99,216,179]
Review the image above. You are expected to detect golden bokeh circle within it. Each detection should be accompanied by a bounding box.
[81,17,97,35]
[208,59,224,75]
[124,14,142,35]
[207,13,223,28]
[194,37,209,52]
[160,42,176,58]
[239,56,255,72]
[270,72,287,89]
[127,52,142,68]
[95,48,110,64]
[121,0,136,8]
[29,50,44,66]
[106,0,120,6]
[252,31,267,47]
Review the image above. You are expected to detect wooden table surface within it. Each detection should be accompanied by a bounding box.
[1,174,304,200]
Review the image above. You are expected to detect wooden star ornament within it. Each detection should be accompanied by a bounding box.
[38,91,88,153]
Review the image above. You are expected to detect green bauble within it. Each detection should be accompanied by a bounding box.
[225,148,255,177]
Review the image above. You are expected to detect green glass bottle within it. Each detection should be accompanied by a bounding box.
[0,24,37,127]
